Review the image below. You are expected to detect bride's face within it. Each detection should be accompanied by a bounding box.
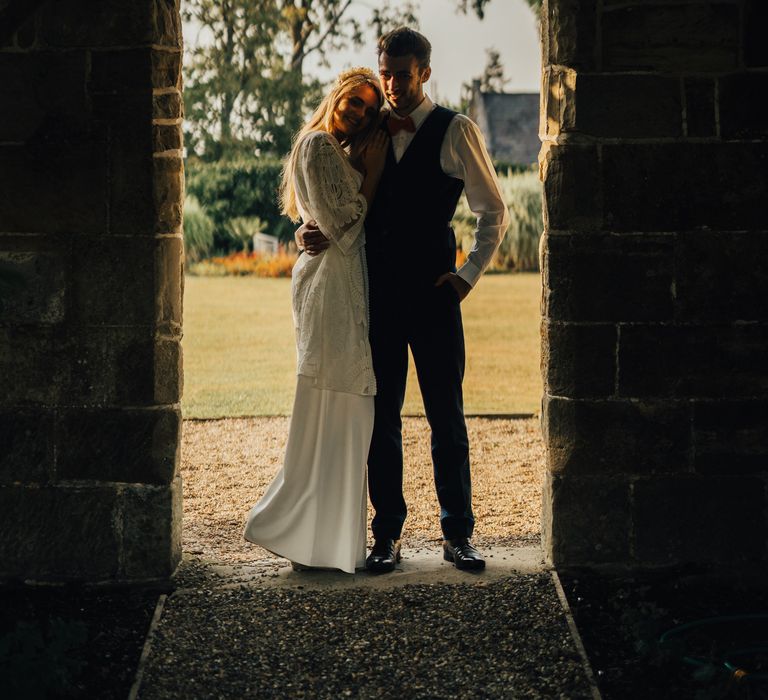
[331,84,379,138]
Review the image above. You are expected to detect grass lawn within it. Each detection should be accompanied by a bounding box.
[181,273,542,418]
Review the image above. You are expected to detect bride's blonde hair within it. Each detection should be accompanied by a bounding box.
[280,67,384,222]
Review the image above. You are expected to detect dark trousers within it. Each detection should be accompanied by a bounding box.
[367,281,474,541]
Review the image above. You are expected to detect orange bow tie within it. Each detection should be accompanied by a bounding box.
[387,114,416,136]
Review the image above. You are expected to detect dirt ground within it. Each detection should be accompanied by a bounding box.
[180,416,545,564]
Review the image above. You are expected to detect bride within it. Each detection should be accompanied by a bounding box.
[243,68,389,573]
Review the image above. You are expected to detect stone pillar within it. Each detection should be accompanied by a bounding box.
[540,0,768,568]
[0,0,184,582]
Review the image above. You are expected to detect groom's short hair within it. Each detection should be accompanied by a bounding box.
[377,27,431,70]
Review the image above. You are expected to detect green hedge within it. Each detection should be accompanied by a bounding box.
[184,158,293,251]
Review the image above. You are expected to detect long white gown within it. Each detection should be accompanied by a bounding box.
[243,130,376,574]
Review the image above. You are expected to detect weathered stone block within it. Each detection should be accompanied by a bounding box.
[544,233,674,322]
[0,327,59,405]
[542,322,616,398]
[107,327,155,405]
[540,143,601,231]
[618,324,768,399]
[745,0,768,67]
[152,91,183,121]
[693,400,768,475]
[153,156,184,233]
[155,339,183,405]
[155,236,184,334]
[719,74,768,139]
[544,0,598,70]
[151,49,182,90]
[0,143,108,235]
[0,240,67,325]
[602,143,768,232]
[571,74,682,138]
[121,475,182,579]
[675,232,768,322]
[0,410,53,484]
[541,67,576,139]
[602,4,739,73]
[150,0,182,48]
[684,78,715,138]
[543,396,690,476]
[57,326,180,407]
[14,13,36,49]
[71,237,155,326]
[0,485,119,580]
[542,471,631,566]
[39,0,180,48]
[57,408,180,484]
[633,476,766,566]
[90,48,152,93]
[57,327,110,405]
[153,123,182,153]
[0,52,90,143]
[99,91,154,236]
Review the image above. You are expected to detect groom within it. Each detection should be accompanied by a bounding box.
[297,27,508,573]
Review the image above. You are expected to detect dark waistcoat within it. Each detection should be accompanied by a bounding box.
[366,105,464,290]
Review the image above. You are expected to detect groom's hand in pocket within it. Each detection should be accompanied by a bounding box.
[295,220,330,256]
[435,272,472,302]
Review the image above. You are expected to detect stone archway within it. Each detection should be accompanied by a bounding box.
[539,0,768,568]
[0,0,184,581]
[0,0,766,582]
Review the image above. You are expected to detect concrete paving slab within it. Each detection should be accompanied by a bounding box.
[198,546,547,593]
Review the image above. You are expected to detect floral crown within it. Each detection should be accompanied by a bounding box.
[335,66,378,86]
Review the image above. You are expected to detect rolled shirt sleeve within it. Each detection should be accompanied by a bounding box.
[441,115,510,288]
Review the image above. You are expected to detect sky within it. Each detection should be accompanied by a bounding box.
[305,0,541,103]
[182,0,541,104]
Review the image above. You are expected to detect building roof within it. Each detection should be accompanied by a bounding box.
[469,83,540,166]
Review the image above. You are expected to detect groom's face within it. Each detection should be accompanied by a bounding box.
[378,52,431,115]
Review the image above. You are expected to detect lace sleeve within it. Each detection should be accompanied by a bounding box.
[300,132,367,255]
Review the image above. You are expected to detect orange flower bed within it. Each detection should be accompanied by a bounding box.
[192,247,468,278]
[196,250,298,278]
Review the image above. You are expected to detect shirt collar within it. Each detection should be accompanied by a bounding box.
[391,93,434,130]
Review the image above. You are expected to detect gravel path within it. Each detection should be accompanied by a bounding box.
[180,416,545,567]
[138,575,592,700]
[135,419,593,699]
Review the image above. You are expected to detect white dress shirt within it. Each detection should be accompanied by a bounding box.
[389,94,510,288]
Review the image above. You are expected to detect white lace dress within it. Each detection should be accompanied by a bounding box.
[243,131,375,573]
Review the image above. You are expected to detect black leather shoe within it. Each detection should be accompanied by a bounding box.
[365,538,401,573]
[443,538,486,570]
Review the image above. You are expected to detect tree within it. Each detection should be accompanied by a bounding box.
[456,0,541,19]
[182,0,543,161]
[182,1,298,159]
[183,0,417,161]
[480,48,509,93]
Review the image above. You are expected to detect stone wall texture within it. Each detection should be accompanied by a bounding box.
[0,0,184,582]
[540,0,768,569]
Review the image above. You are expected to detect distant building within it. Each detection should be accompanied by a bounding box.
[468,80,540,167]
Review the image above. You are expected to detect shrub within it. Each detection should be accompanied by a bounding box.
[498,169,543,272]
[183,195,215,263]
[452,168,542,272]
[184,157,293,251]
[226,216,267,252]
